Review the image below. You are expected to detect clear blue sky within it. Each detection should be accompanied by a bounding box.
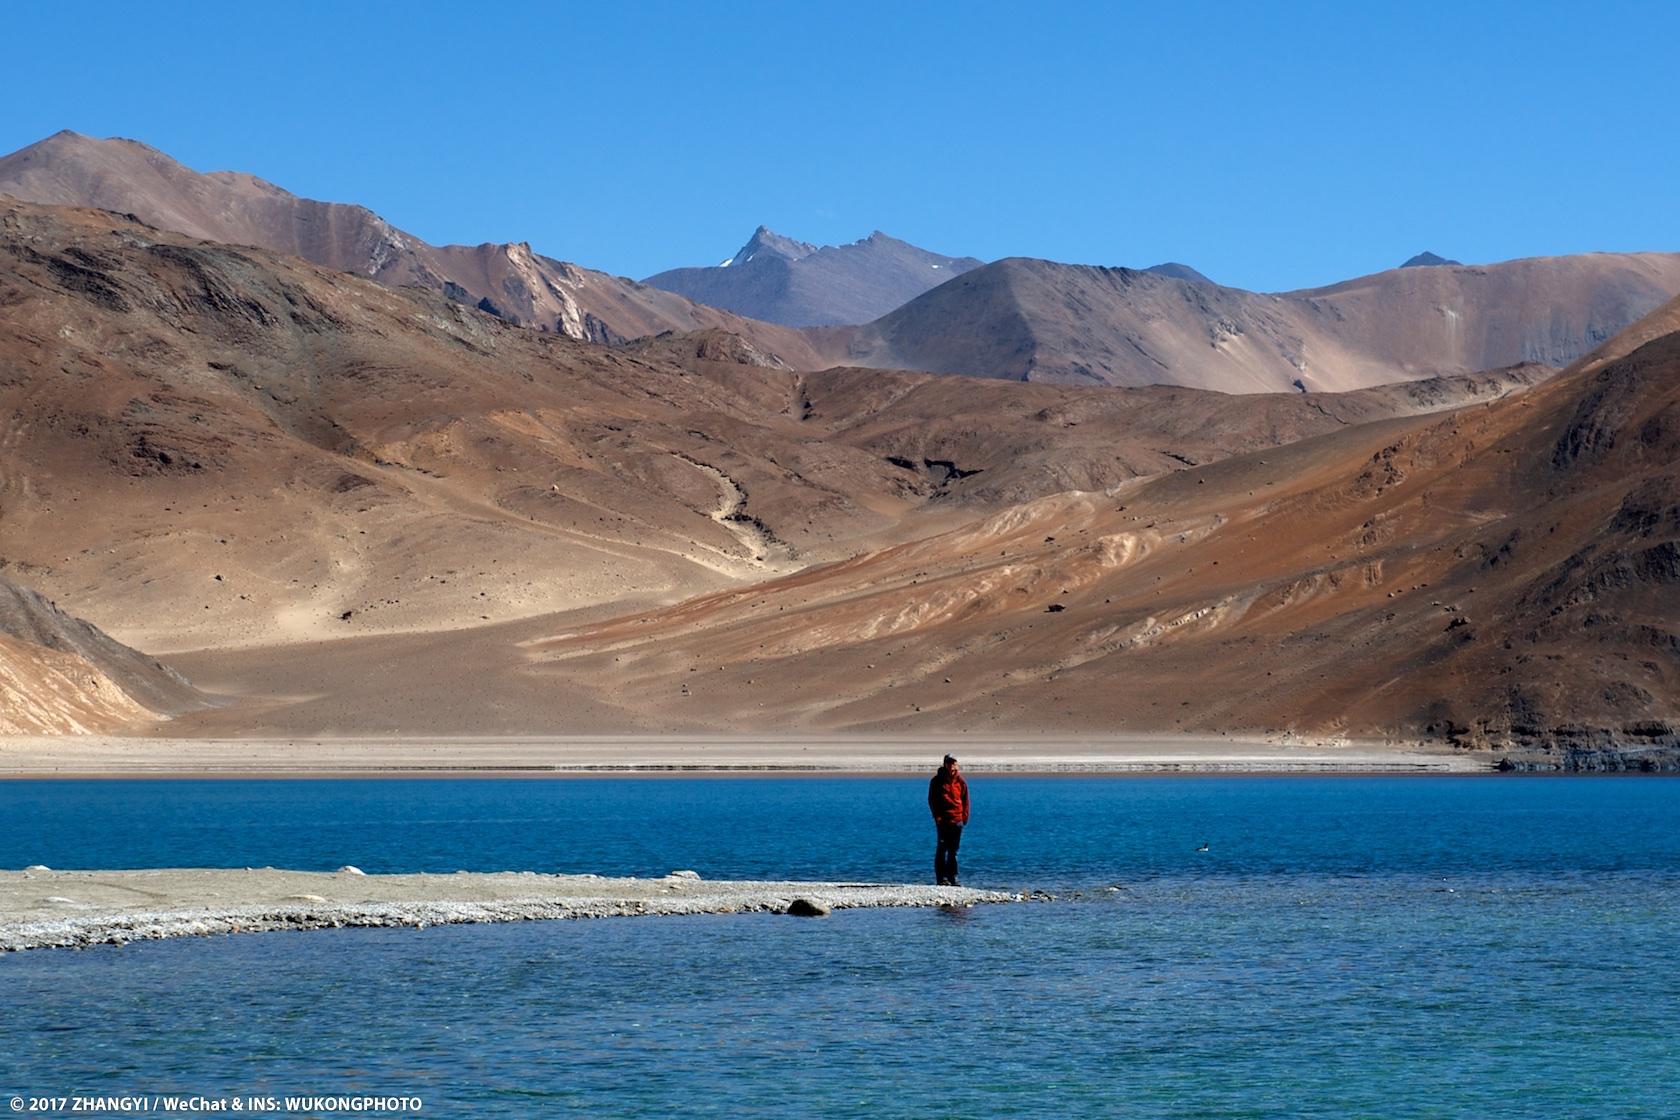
[6,0,1675,291]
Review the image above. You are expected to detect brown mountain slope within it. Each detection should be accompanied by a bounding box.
[521,307,1680,761]
[0,200,1560,734]
[793,363,1549,506]
[808,252,1680,392]
[0,201,891,653]
[12,132,1664,400]
[1568,290,1680,375]
[0,131,825,365]
[0,576,207,733]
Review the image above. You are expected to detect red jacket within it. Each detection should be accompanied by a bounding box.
[928,766,970,825]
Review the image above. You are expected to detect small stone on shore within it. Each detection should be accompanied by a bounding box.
[786,898,831,917]
[336,865,366,876]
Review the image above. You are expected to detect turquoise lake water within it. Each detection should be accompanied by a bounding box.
[3,777,1677,1116]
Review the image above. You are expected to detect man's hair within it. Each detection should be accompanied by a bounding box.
[943,754,958,765]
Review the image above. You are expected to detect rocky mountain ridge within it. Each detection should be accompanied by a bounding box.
[645,226,982,326]
[803,250,1680,391]
[0,131,826,364]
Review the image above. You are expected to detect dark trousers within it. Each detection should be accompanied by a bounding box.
[934,821,963,885]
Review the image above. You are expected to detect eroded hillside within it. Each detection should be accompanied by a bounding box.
[0,201,1536,660]
[524,310,1680,760]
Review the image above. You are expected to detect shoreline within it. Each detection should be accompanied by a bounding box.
[0,868,1018,953]
[0,734,1490,779]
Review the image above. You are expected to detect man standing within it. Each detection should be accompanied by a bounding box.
[927,754,970,886]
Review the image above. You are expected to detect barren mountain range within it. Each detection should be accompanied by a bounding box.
[0,131,826,365]
[520,296,1680,759]
[0,129,1674,759]
[644,226,982,326]
[5,132,1677,399]
[808,251,1680,391]
[0,200,1557,736]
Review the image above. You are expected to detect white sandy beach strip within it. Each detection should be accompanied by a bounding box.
[0,734,1489,777]
[0,868,1018,953]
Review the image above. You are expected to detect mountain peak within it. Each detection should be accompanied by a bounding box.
[0,131,821,357]
[1400,251,1461,268]
[723,226,817,268]
[32,131,162,156]
[10,130,97,160]
[647,228,983,326]
[1143,261,1214,285]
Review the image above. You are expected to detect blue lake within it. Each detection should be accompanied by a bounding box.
[3,776,1677,1116]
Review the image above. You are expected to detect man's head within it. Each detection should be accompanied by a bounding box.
[943,754,959,771]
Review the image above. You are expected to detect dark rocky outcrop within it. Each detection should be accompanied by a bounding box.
[1491,722,1680,771]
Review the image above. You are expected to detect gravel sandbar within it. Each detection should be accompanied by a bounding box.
[0,868,1018,953]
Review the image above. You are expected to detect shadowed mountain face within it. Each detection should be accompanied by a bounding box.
[0,131,825,365]
[0,200,1559,736]
[644,226,982,326]
[526,301,1680,755]
[0,576,208,732]
[805,252,1680,392]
